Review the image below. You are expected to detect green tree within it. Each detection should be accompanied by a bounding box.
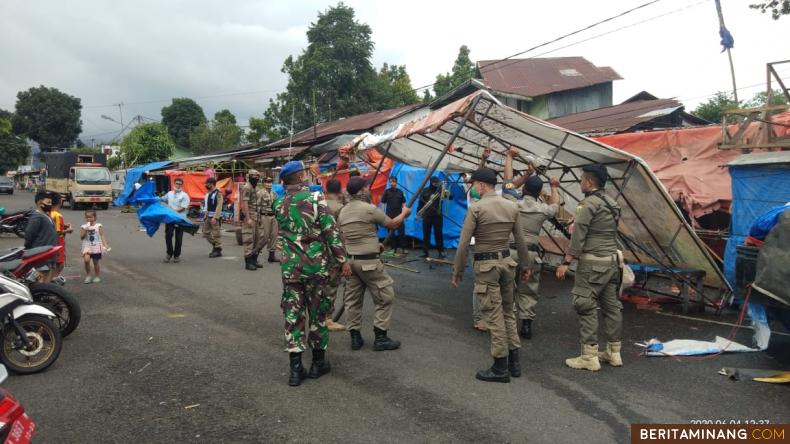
[691,92,741,123]
[433,45,475,98]
[745,89,789,108]
[374,63,420,109]
[0,117,31,174]
[107,154,122,171]
[214,109,237,125]
[750,1,790,19]
[421,89,434,104]
[246,116,282,144]
[189,119,242,155]
[160,98,206,150]
[12,85,82,150]
[119,123,176,166]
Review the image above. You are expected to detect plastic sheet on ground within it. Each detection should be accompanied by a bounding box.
[129,180,198,237]
[719,367,790,383]
[638,336,761,357]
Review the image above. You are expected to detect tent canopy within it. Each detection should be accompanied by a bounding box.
[348,91,728,291]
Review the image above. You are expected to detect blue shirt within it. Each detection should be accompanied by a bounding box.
[161,189,190,212]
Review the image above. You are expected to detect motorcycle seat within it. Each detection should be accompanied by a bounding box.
[0,248,24,262]
[22,247,52,259]
[0,259,20,272]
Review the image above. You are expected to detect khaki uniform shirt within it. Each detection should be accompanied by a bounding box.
[453,191,530,280]
[326,197,344,218]
[257,188,276,216]
[568,191,620,257]
[518,195,558,245]
[337,197,387,256]
[242,183,261,221]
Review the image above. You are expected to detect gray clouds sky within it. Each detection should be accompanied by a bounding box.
[2,0,789,142]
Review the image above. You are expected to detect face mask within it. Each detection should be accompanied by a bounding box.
[469,188,480,200]
[249,178,259,187]
[41,204,52,212]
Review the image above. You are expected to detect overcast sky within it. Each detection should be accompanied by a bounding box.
[2,0,789,143]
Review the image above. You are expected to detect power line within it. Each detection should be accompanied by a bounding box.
[82,88,282,110]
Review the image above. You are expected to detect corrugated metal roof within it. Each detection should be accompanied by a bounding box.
[729,151,790,167]
[547,98,701,135]
[266,104,423,149]
[477,57,622,98]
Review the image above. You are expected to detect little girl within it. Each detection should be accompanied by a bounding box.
[80,210,110,284]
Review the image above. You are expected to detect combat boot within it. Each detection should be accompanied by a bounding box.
[565,344,601,371]
[475,356,510,383]
[599,341,623,367]
[308,349,331,379]
[208,247,222,258]
[349,330,364,350]
[268,250,279,263]
[373,327,401,351]
[254,254,263,268]
[519,319,532,339]
[288,352,307,386]
[245,256,257,271]
[508,348,521,378]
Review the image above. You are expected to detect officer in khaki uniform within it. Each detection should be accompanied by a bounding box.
[337,177,410,351]
[453,167,530,383]
[203,177,223,257]
[556,164,623,371]
[258,177,279,263]
[240,169,263,270]
[324,179,346,332]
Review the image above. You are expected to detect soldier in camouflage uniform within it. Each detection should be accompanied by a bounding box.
[258,177,279,263]
[274,161,349,387]
[323,179,346,332]
[556,164,623,372]
[240,169,263,270]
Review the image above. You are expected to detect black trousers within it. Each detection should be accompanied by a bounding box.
[165,223,184,258]
[388,225,406,249]
[422,214,444,253]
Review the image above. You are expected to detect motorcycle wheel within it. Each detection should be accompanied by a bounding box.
[29,282,81,337]
[1,314,63,374]
[13,221,26,238]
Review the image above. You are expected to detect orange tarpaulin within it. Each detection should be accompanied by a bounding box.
[594,111,790,224]
[319,149,394,205]
[164,170,238,204]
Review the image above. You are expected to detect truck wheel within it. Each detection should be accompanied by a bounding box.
[70,197,80,211]
[99,203,109,210]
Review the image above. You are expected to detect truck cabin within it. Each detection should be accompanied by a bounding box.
[69,163,111,185]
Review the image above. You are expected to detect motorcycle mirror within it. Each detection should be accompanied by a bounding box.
[0,365,8,384]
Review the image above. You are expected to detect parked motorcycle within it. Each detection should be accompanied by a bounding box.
[0,210,31,239]
[0,247,81,337]
[0,275,62,374]
[0,364,36,443]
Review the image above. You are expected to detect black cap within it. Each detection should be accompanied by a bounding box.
[470,167,497,185]
[326,179,342,194]
[523,175,544,196]
[205,177,217,185]
[582,164,608,187]
[349,170,361,177]
[346,176,369,195]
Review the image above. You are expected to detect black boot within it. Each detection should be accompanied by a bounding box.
[288,352,307,386]
[350,330,364,350]
[475,357,511,383]
[508,348,521,378]
[519,319,532,340]
[208,247,222,258]
[308,349,331,379]
[268,250,279,263]
[254,254,263,268]
[373,327,401,351]
[245,256,258,271]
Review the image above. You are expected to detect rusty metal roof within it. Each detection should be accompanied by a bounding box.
[266,104,423,149]
[547,97,708,135]
[477,57,621,98]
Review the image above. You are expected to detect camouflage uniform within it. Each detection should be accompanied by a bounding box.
[274,184,347,353]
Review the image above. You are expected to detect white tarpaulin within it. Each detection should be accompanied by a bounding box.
[349,91,729,293]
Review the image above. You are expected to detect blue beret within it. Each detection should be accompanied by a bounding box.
[280,161,305,178]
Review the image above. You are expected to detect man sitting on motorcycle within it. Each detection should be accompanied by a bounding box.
[24,191,58,282]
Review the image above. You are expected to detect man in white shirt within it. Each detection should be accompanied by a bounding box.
[161,178,191,263]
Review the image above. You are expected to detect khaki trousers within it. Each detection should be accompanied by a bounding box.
[473,258,520,358]
[241,219,263,257]
[203,219,222,248]
[344,258,395,331]
[259,215,278,252]
[571,258,623,345]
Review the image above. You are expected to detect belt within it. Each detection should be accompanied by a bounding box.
[527,244,541,252]
[474,250,510,261]
[350,254,379,260]
[259,212,274,216]
[580,253,617,263]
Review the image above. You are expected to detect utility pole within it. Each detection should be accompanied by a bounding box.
[714,0,738,103]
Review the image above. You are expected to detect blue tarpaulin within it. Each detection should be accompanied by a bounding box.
[376,163,468,249]
[724,163,790,286]
[129,180,198,237]
[112,161,173,206]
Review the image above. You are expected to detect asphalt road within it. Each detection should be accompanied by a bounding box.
[1,191,788,443]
